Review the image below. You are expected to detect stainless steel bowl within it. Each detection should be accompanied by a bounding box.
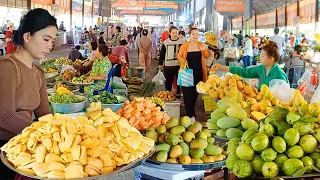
[49,94,88,113]
[92,95,127,112]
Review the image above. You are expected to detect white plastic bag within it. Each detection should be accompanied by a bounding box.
[310,86,320,103]
[269,79,294,104]
[297,68,311,85]
[152,71,166,86]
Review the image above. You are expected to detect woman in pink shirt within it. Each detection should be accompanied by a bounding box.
[138,29,152,77]
[111,39,129,77]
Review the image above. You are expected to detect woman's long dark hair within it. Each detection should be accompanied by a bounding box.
[13,8,57,46]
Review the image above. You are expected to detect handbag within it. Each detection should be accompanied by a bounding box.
[177,63,194,87]
[108,54,120,64]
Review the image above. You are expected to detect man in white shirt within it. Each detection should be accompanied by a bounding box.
[272,28,285,63]
[242,35,253,68]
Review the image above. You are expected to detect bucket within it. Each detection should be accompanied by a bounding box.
[126,66,146,79]
[164,101,181,119]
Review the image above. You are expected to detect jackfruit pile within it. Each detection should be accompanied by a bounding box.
[1,102,154,179]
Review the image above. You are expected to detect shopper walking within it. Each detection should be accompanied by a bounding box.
[0,8,57,179]
[5,23,17,54]
[272,28,285,63]
[151,27,159,60]
[161,22,173,43]
[111,26,122,47]
[237,30,244,47]
[138,29,152,77]
[242,35,253,68]
[159,26,184,98]
[178,27,212,121]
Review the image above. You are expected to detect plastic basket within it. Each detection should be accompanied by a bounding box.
[202,94,218,112]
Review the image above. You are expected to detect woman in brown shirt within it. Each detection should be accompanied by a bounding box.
[0,8,57,179]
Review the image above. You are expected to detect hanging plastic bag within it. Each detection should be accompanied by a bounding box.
[310,85,320,103]
[269,79,295,104]
[152,71,166,86]
[297,68,311,85]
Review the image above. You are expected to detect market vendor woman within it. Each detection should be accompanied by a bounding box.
[84,44,112,96]
[0,9,57,179]
[212,41,288,89]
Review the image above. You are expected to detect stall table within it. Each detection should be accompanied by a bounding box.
[135,164,205,180]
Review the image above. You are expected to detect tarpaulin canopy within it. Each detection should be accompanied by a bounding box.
[216,0,298,17]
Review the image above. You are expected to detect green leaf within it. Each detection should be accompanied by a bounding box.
[270,120,291,136]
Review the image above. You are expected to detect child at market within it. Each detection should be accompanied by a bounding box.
[212,41,289,90]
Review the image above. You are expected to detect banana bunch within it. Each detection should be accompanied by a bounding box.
[56,87,73,95]
[1,102,154,178]
[147,97,165,109]
[128,85,141,96]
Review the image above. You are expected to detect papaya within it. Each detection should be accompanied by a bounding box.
[251,111,267,121]
[227,106,248,120]
[226,128,244,139]
[217,117,240,129]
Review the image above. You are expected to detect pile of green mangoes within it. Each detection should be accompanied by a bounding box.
[206,98,259,139]
[146,116,226,164]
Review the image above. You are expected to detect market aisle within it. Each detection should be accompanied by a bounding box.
[45,45,215,122]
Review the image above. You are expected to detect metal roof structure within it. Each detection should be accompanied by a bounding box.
[218,0,298,17]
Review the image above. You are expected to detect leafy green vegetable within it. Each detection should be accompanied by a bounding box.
[90,91,119,104]
[50,94,82,104]
[42,61,56,72]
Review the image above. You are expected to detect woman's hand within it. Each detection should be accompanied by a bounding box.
[200,44,207,51]
[211,63,230,72]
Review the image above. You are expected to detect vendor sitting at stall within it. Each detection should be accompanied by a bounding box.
[0,8,57,179]
[84,44,112,96]
[283,45,304,85]
[212,41,289,90]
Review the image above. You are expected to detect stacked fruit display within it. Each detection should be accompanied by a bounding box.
[225,105,320,178]
[153,91,176,101]
[61,70,74,81]
[196,74,258,101]
[55,57,73,65]
[206,98,259,139]
[1,103,155,178]
[117,97,170,130]
[71,75,93,84]
[242,84,282,121]
[147,116,226,164]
